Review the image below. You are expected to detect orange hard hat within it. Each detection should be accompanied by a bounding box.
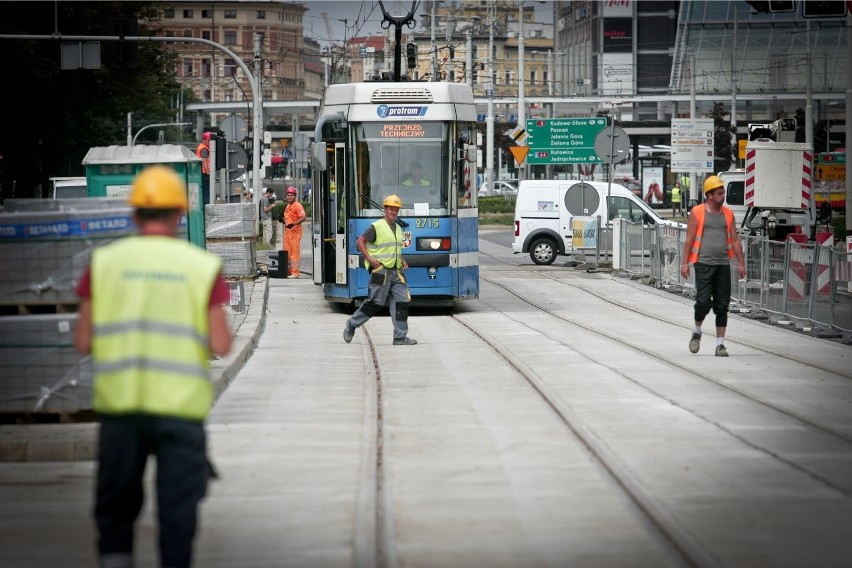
[129,165,188,212]
[286,186,297,194]
[202,132,212,140]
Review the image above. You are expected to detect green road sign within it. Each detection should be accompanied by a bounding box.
[526,117,608,164]
[818,152,846,165]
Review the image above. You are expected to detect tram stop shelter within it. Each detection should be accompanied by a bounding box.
[82,144,205,248]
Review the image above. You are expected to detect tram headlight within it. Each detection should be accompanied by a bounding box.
[417,237,451,251]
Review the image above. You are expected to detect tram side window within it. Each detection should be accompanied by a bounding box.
[457,122,478,209]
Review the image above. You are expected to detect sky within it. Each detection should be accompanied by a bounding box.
[300,1,554,48]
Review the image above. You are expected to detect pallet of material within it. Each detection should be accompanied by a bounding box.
[206,240,257,277]
[0,205,135,306]
[0,314,92,414]
[205,202,258,239]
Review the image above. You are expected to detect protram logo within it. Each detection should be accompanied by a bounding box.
[376,105,427,118]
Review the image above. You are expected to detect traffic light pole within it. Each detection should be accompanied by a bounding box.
[0,33,263,204]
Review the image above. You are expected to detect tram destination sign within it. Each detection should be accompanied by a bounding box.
[526,118,608,164]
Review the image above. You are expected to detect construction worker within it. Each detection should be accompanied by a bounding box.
[681,175,746,357]
[282,185,306,278]
[195,131,212,206]
[402,161,430,186]
[671,180,683,216]
[74,165,232,568]
[343,194,417,346]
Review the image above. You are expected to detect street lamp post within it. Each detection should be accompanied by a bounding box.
[517,1,526,182]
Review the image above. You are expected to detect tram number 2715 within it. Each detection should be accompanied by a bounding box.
[415,218,440,229]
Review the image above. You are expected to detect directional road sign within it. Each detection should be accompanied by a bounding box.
[526,117,608,165]
[816,164,846,181]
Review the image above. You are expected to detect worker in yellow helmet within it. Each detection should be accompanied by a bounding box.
[680,175,746,357]
[75,165,232,568]
[343,194,417,345]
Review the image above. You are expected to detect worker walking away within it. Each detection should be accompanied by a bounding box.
[74,165,232,568]
[343,194,417,346]
[195,132,212,207]
[681,175,746,357]
[671,180,683,217]
[282,185,306,278]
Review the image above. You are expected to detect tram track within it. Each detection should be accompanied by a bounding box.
[480,247,850,378]
[477,250,852,451]
[439,284,852,566]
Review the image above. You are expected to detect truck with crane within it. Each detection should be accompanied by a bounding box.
[720,118,832,242]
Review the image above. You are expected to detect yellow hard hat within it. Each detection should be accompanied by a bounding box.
[129,165,188,211]
[703,175,724,194]
[383,194,403,208]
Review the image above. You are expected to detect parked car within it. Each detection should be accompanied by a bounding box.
[478,180,518,197]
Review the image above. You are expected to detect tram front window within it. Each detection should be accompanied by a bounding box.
[354,122,449,216]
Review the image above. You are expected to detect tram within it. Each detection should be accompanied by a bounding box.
[310,82,480,306]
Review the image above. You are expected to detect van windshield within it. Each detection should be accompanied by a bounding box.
[607,195,662,223]
[55,184,88,199]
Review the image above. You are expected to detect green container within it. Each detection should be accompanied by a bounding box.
[81,145,205,248]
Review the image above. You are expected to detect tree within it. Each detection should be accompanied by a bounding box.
[0,2,179,198]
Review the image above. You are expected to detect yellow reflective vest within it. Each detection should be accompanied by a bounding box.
[364,219,403,270]
[90,236,222,421]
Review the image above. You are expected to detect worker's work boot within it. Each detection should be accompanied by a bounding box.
[393,337,417,346]
[343,323,355,343]
[689,332,701,354]
[715,344,729,357]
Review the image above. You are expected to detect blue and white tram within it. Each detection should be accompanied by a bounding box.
[310,82,479,306]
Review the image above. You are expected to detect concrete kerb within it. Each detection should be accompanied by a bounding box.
[0,277,270,463]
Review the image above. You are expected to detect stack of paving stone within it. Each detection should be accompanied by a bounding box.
[0,198,131,416]
[204,202,258,278]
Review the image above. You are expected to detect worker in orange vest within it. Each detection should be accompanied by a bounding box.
[681,175,746,357]
[195,132,211,207]
[282,186,306,278]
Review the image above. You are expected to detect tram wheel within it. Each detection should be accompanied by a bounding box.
[529,237,558,265]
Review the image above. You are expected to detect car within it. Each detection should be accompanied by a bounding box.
[478,180,518,197]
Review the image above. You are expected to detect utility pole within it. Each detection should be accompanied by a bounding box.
[517,1,526,182]
[486,2,494,192]
[430,1,437,81]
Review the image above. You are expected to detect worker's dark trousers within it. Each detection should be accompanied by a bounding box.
[96,415,208,568]
[693,263,731,328]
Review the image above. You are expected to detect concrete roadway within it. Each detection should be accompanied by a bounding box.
[1,228,851,567]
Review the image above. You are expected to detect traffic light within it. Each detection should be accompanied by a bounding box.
[104,16,138,68]
[448,45,455,60]
[214,132,227,170]
[803,0,847,17]
[406,43,417,69]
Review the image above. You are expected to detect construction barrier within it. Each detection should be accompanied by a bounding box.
[786,233,808,302]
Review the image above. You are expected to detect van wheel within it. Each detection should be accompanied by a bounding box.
[529,237,557,265]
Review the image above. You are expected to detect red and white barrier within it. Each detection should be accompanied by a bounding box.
[787,233,808,301]
[814,232,834,296]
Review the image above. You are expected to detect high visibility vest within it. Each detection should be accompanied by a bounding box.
[402,177,430,186]
[688,204,735,264]
[364,219,403,270]
[90,236,221,421]
[196,142,210,175]
[671,186,682,203]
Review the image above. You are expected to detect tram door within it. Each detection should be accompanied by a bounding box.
[317,143,349,286]
[332,144,347,284]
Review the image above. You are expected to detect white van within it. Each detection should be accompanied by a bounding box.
[716,170,748,225]
[50,176,88,199]
[511,179,680,265]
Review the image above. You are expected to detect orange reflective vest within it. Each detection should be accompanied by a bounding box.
[196,142,210,175]
[688,204,735,264]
